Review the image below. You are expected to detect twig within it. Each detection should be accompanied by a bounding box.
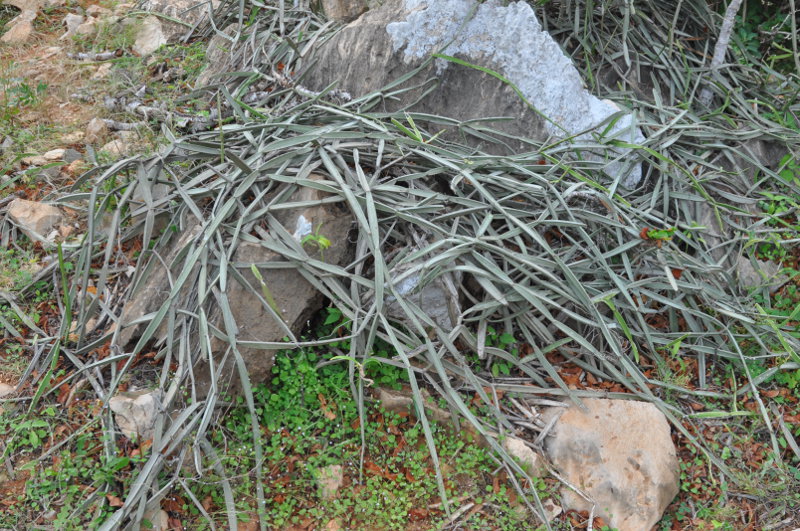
[790,0,800,76]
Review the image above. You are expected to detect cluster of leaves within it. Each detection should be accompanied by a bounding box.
[733,0,800,73]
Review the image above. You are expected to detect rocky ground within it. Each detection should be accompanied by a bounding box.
[1,1,800,530]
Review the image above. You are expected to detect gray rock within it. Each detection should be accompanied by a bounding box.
[63,148,83,163]
[384,252,460,330]
[303,0,643,186]
[116,175,354,394]
[133,15,167,56]
[137,0,219,42]
[6,199,64,241]
[543,398,679,531]
[109,389,163,441]
[695,202,788,291]
[716,136,788,184]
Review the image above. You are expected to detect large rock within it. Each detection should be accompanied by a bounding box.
[1,7,36,44]
[543,398,679,531]
[6,199,64,241]
[137,0,219,43]
[115,175,354,394]
[198,177,354,393]
[303,0,644,186]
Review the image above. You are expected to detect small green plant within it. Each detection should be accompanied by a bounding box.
[300,224,332,257]
[0,62,47,126]
[485,326,518,377]
[644,227,677,241]
[391,113,443,144]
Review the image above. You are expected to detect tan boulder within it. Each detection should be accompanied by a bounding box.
[1,9,36,44]
[543,398,679,531]
[85,117,109,145]
[6,198,64,241]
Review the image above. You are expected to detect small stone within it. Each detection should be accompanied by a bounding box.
[7,199,65,241]
[64,159,87,176]
[501,436,546,477]
[43,148,65,161]
[86,4,110,17]
[21,155,48,166]
[541,499,562,521]
[109,389,162,441]
[377,386,451,423]
[58,224,75,238]
[85,117,109,144]
[133,15,167,56]
[42,45,63,58]
[92,63,112,80]
[0,382,15,415]
[61,131,85,144]
[141,508,169,531]
[316,465,343,500]
[75,18,96,36]
[100,138,131,157]
[114,2,134,16]
[60,12,84,40]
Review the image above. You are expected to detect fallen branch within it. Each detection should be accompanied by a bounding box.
[698,0,744,107]
[67,49,124,61]
[102,119,146,132]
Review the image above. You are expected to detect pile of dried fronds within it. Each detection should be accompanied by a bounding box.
[10,0,800,528]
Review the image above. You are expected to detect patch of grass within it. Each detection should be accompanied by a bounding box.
[71,14,139,53]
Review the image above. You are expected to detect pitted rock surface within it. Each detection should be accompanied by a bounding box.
[543,398,679,531]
